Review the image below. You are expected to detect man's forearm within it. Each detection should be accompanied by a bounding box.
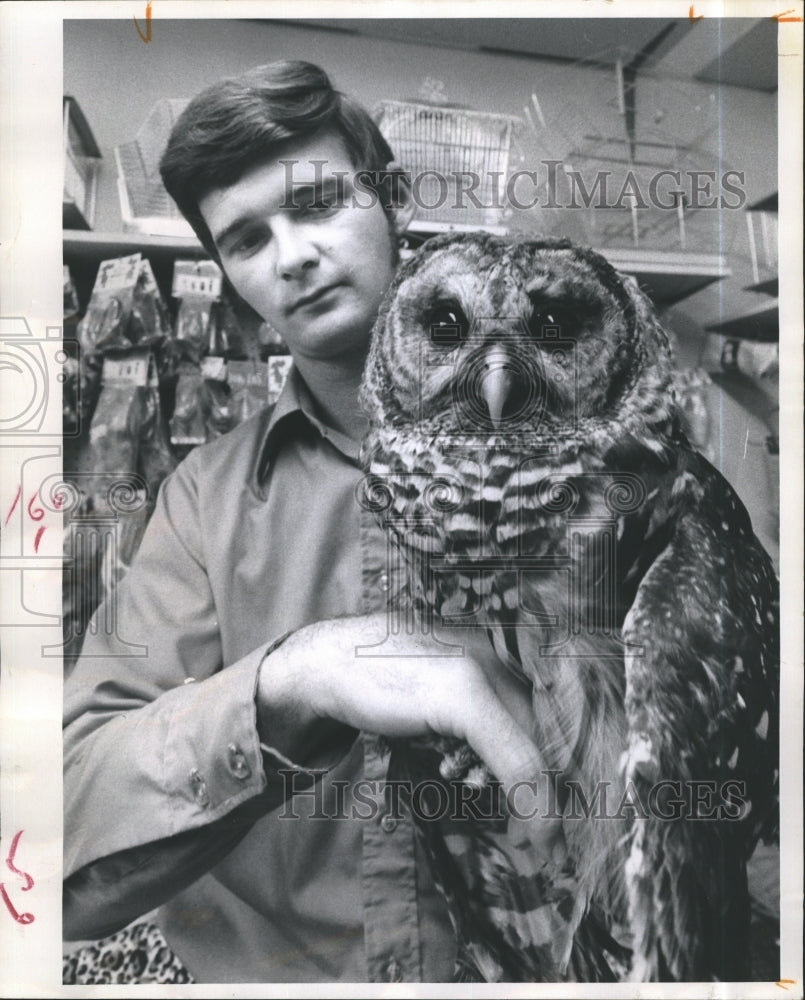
[63,791,275,940]
[62,635,351,940]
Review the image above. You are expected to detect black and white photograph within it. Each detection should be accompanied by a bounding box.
[0,2,802,995]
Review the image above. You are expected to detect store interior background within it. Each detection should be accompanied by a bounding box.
[61,15,782,974]
[64,16,781,569]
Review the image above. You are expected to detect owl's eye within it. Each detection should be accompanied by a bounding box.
[529,306,572,338]
[427,304,470,346]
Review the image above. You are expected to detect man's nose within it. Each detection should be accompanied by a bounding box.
[272,219,319,281]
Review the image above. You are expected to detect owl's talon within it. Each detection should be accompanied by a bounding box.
[465,764,490,789]
[439,754,465,780]
[438,745,488,785]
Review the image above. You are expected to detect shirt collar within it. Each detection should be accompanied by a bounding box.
[253,364,363,493]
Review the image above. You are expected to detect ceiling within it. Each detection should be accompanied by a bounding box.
[273,17,778,92]
[694,19,779,91]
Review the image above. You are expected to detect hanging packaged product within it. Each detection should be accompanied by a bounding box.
[169,355,240,451]
[169,354,269,454]
[259,320,290,358]
[226,359,268,427]
[215,293,255,361]
[200,356,234,440]
[63,265,83,436]
[78,351,152,502]
[172,259,223,359]
[77,253,171,356]
[61,492,154,675]
[64,263,80,318]
[78,350,174,510]
[169,362,209,448]
[139,361,178,500]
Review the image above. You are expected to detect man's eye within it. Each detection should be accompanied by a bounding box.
[300,199,338,216]
[427,305,469,346]
[230,231,268,257]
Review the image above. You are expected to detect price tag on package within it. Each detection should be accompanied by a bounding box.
[101,351,155,387]
[172,260,223,300]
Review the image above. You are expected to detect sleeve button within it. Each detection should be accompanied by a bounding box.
[227,742,251,781]
[189,768,209,807]
[380,813,398,833]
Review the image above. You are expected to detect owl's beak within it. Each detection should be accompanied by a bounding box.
[481,347,515,429]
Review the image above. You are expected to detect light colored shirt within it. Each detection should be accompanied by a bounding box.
[63,367,457,983]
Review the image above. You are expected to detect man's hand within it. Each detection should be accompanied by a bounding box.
[257,612,565,860]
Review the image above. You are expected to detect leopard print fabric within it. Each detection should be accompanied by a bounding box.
[63,920,193,984]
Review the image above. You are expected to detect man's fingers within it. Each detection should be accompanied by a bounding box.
[457,628,535,733]
[464,682,566,860]
[464,676,541,786]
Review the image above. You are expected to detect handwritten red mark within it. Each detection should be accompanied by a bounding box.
[689,5,705,21]
[26,491,44,523]
[771,8,803,19]
[134,0,153,42]
[4,488,56,552]
[26,490,47,553]
[1,831,35,925]
[4,485,21,526]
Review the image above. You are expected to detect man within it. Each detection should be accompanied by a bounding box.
[63,60,560,983]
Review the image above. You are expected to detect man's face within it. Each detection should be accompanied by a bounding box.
[199,131,401,366]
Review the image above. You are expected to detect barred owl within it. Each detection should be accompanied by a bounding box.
[358,232,779,983]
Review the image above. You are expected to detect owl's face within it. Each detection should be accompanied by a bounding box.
[361,232,673,445]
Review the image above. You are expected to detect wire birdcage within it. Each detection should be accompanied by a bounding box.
[115,99,193,237]
[375,100,521,229]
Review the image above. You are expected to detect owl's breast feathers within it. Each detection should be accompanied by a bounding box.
[362,412,685,617]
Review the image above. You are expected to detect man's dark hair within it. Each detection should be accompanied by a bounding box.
[160,60,398,258]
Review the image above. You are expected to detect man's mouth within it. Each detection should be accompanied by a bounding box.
[290,283,342,313]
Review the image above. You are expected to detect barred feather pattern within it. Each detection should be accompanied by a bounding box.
[359,232,779,982]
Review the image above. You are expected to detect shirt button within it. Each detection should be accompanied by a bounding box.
[227,743,251,781]
[379,573,390,592]
[189,768,209,807]
[380,813,398,833]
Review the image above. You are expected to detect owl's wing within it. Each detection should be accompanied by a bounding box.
[619,446,779,981]
[478,440,778,982]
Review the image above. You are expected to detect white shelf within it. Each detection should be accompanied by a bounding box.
[745,277,778,297]
[65,230,728,308]
[406,219,509,237]
[64,229,204,259]
[599,248,729,306]
[705,299,779,342]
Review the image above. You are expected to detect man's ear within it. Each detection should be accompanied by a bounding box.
[386,162,416,236]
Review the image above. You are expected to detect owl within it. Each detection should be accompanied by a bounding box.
[358,232,779,983]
